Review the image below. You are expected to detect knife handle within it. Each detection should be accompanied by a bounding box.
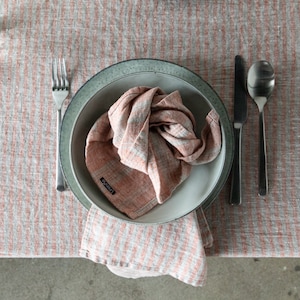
[229,125,243,205]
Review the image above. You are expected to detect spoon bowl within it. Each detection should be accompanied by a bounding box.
[247,61,275,100]
[247,60,275,196]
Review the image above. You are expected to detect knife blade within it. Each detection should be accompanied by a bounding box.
[229,55,247,205]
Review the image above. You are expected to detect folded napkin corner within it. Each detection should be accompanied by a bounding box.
[79,205,213,287]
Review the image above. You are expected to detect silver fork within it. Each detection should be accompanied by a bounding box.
[52,58,69,191]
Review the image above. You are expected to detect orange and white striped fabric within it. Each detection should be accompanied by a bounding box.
[85,86,221,219]
[2,0,300,282]
[82,86,221,285]
[80,205,213,287]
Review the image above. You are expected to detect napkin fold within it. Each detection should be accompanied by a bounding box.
[80,205,213,287]
[85,86,221,219]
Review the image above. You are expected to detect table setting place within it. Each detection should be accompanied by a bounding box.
[1,0,300,287]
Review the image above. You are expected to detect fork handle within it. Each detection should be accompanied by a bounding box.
[56,109,66,192]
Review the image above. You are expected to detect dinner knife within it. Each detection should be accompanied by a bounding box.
[229,55,247,205]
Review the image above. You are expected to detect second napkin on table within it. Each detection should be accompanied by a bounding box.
[85,86,221,219]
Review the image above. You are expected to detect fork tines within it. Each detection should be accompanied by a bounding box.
[52,58,69,91]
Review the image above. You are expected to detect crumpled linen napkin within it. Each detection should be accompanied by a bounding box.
[81,86,221,286]
[80,204,213,287]
[85,86,221,219]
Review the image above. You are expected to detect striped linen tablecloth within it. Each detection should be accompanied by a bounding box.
[1,0,300,284]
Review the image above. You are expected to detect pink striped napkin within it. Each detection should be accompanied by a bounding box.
[80,86,222,286]
[85,86,221,219]
[80,205,213,287]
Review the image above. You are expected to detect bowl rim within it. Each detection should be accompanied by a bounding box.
[60,58,234,223]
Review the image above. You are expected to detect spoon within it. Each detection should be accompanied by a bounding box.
[247,60,275,196]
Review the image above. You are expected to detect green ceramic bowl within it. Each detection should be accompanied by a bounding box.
[60,59,234,224]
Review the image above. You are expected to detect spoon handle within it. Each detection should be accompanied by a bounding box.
[229,126,243,205]
[258,109,268,196]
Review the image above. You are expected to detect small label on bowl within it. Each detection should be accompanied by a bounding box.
[100,177,116,195]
